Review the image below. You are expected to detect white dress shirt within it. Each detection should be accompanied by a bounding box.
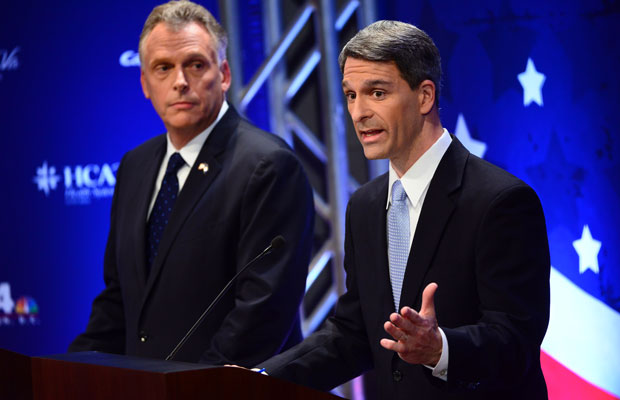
[386,128,452,381]
[147,101,229,219]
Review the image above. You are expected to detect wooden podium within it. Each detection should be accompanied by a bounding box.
[0,348,342,400]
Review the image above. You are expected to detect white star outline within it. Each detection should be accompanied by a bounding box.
[518,58,546,107]
[454,113,487,158]
[572,225,602,274]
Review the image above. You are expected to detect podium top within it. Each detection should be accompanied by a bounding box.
[37,351,214,374]
[3,349,344,400]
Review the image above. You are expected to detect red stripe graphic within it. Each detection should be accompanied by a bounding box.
[542,351,619,400]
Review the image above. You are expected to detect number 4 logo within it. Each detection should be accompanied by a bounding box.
[0,282,15,314]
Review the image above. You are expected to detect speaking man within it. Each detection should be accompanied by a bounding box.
[69,0,314,367]
[258,20,550,399]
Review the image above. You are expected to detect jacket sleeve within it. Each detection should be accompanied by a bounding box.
[258,200,374,391]
[198,148,314,367]
[68,157,127,354]
[443,184,550,391]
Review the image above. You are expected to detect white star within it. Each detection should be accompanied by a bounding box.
[573,225,602,274]
[518,58,546,107]
[455,113,487,158]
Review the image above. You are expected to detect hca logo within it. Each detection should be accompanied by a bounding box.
[33,161,119,205]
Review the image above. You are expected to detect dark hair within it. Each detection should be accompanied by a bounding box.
[339,20,442,106]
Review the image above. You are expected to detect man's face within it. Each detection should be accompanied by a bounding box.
[342,57,423,170]
[140,22,230,139]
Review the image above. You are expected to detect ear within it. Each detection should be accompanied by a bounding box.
[219,59,232,93]
[418,79,436,115]
[140,70,150,99]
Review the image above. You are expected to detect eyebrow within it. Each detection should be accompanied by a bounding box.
[149,52,209,67]
[342,79,394,90]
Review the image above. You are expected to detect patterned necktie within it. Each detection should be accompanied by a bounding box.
[147,152,185,269]
[387,179,410,311]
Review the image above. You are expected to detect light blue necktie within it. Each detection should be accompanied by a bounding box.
[388,180,410,311]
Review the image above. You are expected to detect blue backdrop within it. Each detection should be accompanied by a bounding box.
[1,1,618,398]
[0,0,220,354]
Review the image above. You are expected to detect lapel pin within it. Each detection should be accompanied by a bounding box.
[197,162,209,174]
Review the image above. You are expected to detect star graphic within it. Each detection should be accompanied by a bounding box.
[454,114,487,158]
[573,225,602,274]
[518,58,546,107]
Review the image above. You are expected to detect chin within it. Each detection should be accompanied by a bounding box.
[362,149,386,160]
[169,118,199,130]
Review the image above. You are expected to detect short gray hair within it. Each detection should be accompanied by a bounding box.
[139,0,228,68]
[339,20,442,106]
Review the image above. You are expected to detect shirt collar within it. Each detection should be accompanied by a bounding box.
[164,100,229,168]
[386,128,452,209]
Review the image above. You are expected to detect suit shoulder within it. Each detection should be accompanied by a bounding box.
[234,120,295,157]
[466,154,529,192]
[462,154,541,209]
[227,121,306,175]
[119,134,166,166]
[349,173,388,206]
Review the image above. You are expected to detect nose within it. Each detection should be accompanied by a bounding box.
[348,96,372,123]
[173,68,189,92]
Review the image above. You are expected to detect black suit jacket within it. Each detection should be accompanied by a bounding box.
[261,137,550,399]
[69,107,315,366]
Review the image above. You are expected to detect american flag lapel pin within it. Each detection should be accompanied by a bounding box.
[197,162,209,174]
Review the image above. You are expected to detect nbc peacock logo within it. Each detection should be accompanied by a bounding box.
[0,282,40,326]
[15,296,39,325]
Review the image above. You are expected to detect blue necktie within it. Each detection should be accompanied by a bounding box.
[387,180,410,311]
[147,152,185,269]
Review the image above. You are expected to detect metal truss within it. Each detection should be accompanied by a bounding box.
[221,1,379,397]
[222,0,376,335]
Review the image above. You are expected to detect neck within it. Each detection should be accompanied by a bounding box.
[168,128,203,150]
[392,113,443,178]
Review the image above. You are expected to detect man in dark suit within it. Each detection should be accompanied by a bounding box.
[259,21,550,399]
[69,0,314,366]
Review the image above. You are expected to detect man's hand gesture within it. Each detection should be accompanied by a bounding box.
[380,283,442,366]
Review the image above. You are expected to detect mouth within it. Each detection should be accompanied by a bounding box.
[170,101,195,110]
[359,129,384,142]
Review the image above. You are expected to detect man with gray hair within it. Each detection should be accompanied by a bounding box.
[259,20,550,399]
[69,0,314,367]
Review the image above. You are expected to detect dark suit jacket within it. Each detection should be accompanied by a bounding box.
[69,107,315,366]
[261,137,550,399]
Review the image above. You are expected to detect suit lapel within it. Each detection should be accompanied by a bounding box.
[143,107,241,296]
[398,136,468,310]
[133,138,166,286]
[368,177,396,317]
[356,175,396,321]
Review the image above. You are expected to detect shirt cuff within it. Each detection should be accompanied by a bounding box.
[251,368,268,375]
[424,327,448,381]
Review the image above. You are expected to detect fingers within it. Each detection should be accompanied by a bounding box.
[380,284,442,365]
[399,306,424,324]
[420,282,438,318]
[381,320,409,354]
[382,283,439,348]
[389,311,418,333]
[380,337,406,353]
